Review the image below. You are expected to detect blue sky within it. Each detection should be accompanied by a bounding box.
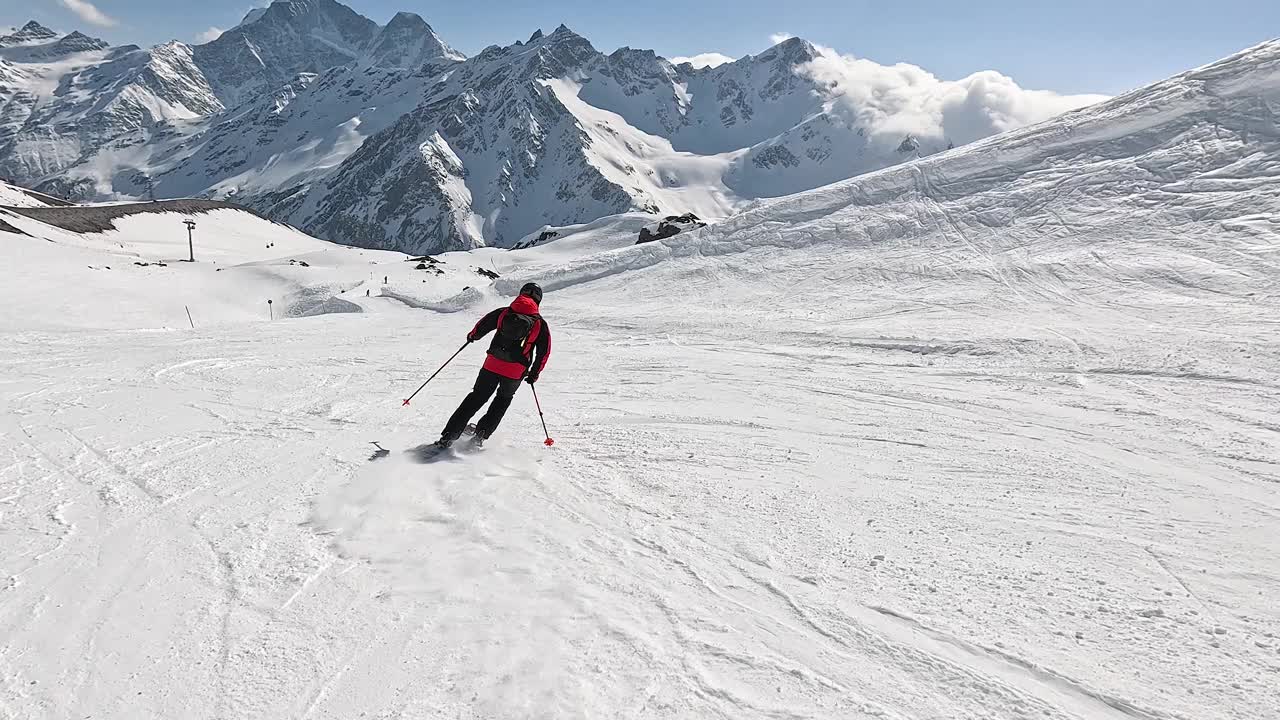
[9,0,1280,94]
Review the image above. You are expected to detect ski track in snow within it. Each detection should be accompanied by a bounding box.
[1,300,1276,718]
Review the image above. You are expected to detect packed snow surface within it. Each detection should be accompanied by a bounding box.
[0,180,55,208]
[2,39,1280,720]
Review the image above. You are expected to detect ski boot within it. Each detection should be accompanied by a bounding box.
[435,430,461,449]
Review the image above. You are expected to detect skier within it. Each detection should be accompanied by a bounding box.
[436,282,551,448]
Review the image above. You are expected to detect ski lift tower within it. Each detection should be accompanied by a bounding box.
[183,218,196,262]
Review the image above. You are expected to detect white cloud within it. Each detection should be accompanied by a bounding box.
[56,0,118,28]
[195,27,224,44]
[670,52,736,69]
[769,33,795,46]
[798,45,1109,150]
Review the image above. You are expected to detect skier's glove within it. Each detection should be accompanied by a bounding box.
[465,333,475,344]
[524,372,539,385]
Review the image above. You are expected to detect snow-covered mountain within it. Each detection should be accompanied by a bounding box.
[530,38,1280,310]
[0,23,109,62]
[0,21,60,48]
[247,30,932,251]
[0,22,221,199]
[144,56,464,208]
[236,27,1098,254]
[362,12,464,70]
[191,0,435,105]
[0,3,462,203]
[0,2,1104,253]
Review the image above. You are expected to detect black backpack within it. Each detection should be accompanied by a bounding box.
[488,310,539,365]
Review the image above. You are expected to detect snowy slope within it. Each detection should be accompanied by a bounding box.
[528,38,1280,305]
[0,201,410,329]
[460,41,1278,719]
[1,39,1279,720]
[148,57,461,203]
[0,179,60,207]
[545,78,743,220]
[510,211,656,254]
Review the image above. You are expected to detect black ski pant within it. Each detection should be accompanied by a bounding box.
[442,369,522,439]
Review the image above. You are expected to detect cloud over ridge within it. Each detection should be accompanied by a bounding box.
[670,52,736,69]
[799,45,1109,149]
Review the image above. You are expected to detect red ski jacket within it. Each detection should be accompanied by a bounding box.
[467,295,551,380]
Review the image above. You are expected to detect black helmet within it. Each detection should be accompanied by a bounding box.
[519,282,543,304]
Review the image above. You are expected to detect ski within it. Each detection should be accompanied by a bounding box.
[409,443,454,463]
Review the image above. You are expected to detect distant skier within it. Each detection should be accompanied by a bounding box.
[436,283,551,448]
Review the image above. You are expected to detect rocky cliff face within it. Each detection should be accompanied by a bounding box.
[192,0,380,106]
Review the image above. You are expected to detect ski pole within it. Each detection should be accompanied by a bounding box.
[402,342,469,406]
[530,384,555,446]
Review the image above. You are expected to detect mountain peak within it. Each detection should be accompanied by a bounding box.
[193,0,381,105]
[221,0,378,39]
[540,24,591,49]
[364,9,463,68]
[0,25,110,57]
[756,35,820,66]
[1,20,59,44]
[262,0,358,21]
[387,11,427,26]
[236,7,269,28]
[51,31,110,53]
[20,20,55,35]
[777,36,819,58]
[610,46,658,60]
